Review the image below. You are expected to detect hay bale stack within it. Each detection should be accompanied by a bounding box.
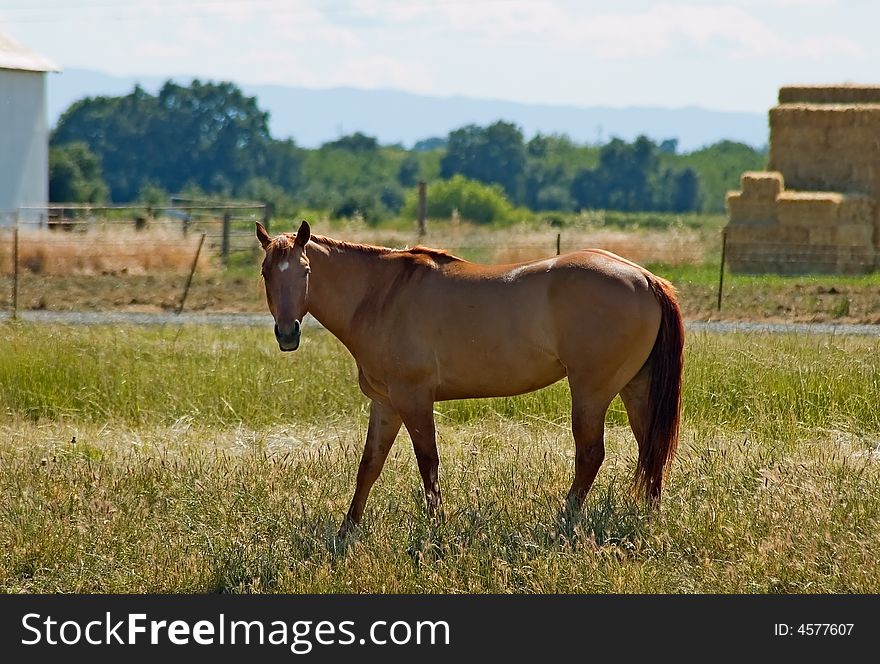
[740,171,784,199]
[769,104,880,195]
[776,192,841,227]
[725,171,783,225]
[779,85,880,104]
[839,194,876,225]
[726,85,880,275]
[726,192,776,225]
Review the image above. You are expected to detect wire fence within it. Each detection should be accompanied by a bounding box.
[3,213,877,319]
[715,230,879,311]
[724,242,876,273]
[0,217,715,318]
[11,200,270,267]
[0,201,273,318]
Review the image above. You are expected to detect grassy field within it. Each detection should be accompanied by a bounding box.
[1,323,879,593]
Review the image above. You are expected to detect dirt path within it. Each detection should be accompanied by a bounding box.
[4,310,880,336]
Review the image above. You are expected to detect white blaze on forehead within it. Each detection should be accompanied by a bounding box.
[278,260,290,272]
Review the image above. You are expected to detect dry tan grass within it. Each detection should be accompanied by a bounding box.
[2,228,213,276]
[486,228,705,266]
[333,224,707,267]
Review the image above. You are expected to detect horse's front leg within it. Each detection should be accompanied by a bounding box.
[338,399,402,538]
[392,390,442,516]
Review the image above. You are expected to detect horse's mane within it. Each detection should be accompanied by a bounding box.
[273,233,464,264]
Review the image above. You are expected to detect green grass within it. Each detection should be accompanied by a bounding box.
[1,323,879,592]
[654,262,880,290]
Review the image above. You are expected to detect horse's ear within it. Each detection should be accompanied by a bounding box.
[256,222,271,250]
[295,220,311,247]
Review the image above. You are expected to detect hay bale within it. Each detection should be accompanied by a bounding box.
[740,171,784,199]
[779,85,880,105]
[809,228,836,245]
[838,195,876,225]
[770,104,880,196]
[835,223,874,246]
[727,193,778,224]
[836,246,876,272]
[776,192,841,227]
[726,226,808,244]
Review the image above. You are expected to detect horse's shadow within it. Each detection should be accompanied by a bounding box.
[405,484,650,565]
[313,483,651,566]
[552,486,649,552]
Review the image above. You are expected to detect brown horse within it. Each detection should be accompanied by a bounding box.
[257,220,684,537]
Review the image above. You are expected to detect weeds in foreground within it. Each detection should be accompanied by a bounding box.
[0,325,878,592]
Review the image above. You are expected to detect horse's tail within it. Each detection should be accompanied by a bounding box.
[635,273,685,504]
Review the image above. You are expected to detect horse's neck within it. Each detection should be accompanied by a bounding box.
[305,240,383,347]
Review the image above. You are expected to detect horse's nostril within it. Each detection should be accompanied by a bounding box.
[294,319,301,333]
[274,323,280,338]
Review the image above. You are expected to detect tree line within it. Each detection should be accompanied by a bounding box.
[50,79,766,223]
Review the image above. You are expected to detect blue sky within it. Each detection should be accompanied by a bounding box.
[1,0,876,112]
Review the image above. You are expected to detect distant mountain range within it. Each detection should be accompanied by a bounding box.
[48,68,768,152]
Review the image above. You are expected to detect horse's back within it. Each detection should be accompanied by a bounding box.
[445,248,663,330]
[371,248,665,401]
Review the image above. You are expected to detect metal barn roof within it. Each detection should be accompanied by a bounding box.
[0,30,60,73]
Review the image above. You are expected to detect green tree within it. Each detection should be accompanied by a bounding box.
[264,139,305,192]
[322,132,379,152]
[149,80,271,194]
[397,154,421,187]
[48,142,109,203]
[137,183,168,207]
[671,168,699,213]
[440,121,526,202]
[52,86,153,201]
[402,175,513,224]
[413,136,446,151]
[671,140,766,212]
[570,135,701,213]
[523,134,598,211]
[52,80,272,201]
[240,177,296,217]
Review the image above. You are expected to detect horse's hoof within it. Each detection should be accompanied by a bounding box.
[336,517,358,540]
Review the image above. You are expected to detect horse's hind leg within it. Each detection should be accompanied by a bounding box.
[566,377,614,509]
[619,363,656,502]
[339,399,403,537]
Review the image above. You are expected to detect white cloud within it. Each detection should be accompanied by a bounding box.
[759,0,838,6]
[245,50,431,91]
[326,54,432,91]
[350,0,863,60]
[578,4,864,60]
[260,0,363,49]
[133,41,192,60]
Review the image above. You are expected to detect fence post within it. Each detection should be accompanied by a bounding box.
[417,181,427,238]
[556,233,561,256]
[12,215,19,320]
[221,212,231,266]
[262,202,272,233]
[181,205,192,238]
[717,228,727,312]
[177,233,206,315]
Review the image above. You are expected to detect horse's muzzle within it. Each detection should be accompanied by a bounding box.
[275,320,301,351]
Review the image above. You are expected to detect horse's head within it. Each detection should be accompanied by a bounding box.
[256,220,312,352]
